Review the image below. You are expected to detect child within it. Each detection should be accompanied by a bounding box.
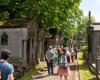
[57,48,68,80]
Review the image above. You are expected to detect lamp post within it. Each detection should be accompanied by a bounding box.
[86,11,92,63]
[87,11,91,54]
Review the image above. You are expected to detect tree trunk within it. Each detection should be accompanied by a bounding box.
[40,39,45,61]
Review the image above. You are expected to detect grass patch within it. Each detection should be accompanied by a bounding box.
[78,52,97,80]
[16,62,47,80]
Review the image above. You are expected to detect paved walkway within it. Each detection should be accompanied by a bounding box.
[29,60,80,80]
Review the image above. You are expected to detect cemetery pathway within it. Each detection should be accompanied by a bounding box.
[29,60,80,80]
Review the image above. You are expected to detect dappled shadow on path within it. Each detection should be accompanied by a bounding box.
[33,73,58,79]
[33,75,49,79]
[70,64,78,71]
[70,62,89,71]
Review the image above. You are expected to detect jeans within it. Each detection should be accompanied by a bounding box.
[75,53,77,59]
[67,55,70,63]
[47,61,53,75]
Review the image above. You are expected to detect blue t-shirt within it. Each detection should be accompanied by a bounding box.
[0,60,14,80]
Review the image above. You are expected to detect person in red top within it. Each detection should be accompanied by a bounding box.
[57,46,62,64]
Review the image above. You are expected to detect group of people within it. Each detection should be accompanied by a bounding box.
[45,45,78,80]
[0,45,78,80]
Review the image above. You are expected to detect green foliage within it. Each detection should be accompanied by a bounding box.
[0,0,83,36]
[81,45,88,59]
[78,52,96,80]
[77,16,96,44]
[16,67,39,80]
[0,11,9,19]
[16,62,46,80]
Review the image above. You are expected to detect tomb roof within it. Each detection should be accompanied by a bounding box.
[0,18,31,28]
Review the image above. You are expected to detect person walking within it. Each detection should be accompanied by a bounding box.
[57,46,62,64]
[0,49,14,80]
[66,47,70,64]
[57,48,68,80]
[70,48,75,63]
[45,46,55,75]
[73,45,78,60]
[53,48,58,65]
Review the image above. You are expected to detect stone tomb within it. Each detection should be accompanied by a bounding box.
[88,23,100,74]
[0,19,38,67]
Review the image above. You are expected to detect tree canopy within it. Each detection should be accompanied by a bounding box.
[0,0,83,35]
[77,16,96,44]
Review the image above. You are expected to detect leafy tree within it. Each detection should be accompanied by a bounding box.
[77,16,96,44]
[0,0,26,19]
[0,0,82,35]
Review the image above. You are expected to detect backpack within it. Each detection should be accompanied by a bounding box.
[59,54,68,68]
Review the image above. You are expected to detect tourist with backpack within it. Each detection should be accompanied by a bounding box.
[0,49,14,80]
[57,48,68,80]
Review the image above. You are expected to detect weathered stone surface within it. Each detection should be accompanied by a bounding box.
[96,57,100,73]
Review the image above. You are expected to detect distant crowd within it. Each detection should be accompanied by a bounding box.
[45,45,78,80]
